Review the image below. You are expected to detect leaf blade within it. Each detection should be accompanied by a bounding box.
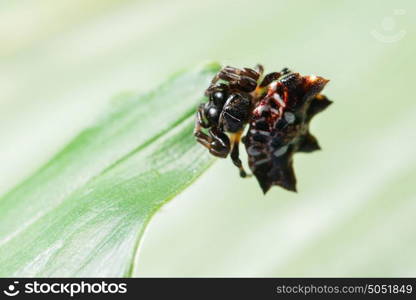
[0,63,220,276]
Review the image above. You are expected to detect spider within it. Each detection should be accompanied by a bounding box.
[194,65,332,193]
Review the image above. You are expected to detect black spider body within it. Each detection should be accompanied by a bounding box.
[194,65,332,193]
[221,94,252,132]
[244,72,331,193]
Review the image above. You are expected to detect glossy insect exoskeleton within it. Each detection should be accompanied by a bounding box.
[194,65,332,193]
[194,65,263,177]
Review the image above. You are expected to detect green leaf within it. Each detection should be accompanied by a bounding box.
[0,63,220,277]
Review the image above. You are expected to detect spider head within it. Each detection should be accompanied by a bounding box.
[202,84,230,127]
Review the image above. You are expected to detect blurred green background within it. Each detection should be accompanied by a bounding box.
[0,0,415,276]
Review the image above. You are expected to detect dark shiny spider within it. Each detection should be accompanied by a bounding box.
[194,65,332,193]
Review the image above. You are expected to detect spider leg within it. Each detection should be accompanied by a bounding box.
[194,108,230,158]
[281,67,292,75]
[195,104,209,128]
[259,72,281,87]
[209,73,221,86]
[208,66,258,92]
[222,66,260,80]
[208,128,230,158]
[194,130,230,158]
[208,66,261,93]
[218,71,257,92]
[194,108,211,148]
[255,64,264,77]
[205,82,230,97]
[230,130,251,178]
[210,65,258,84]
